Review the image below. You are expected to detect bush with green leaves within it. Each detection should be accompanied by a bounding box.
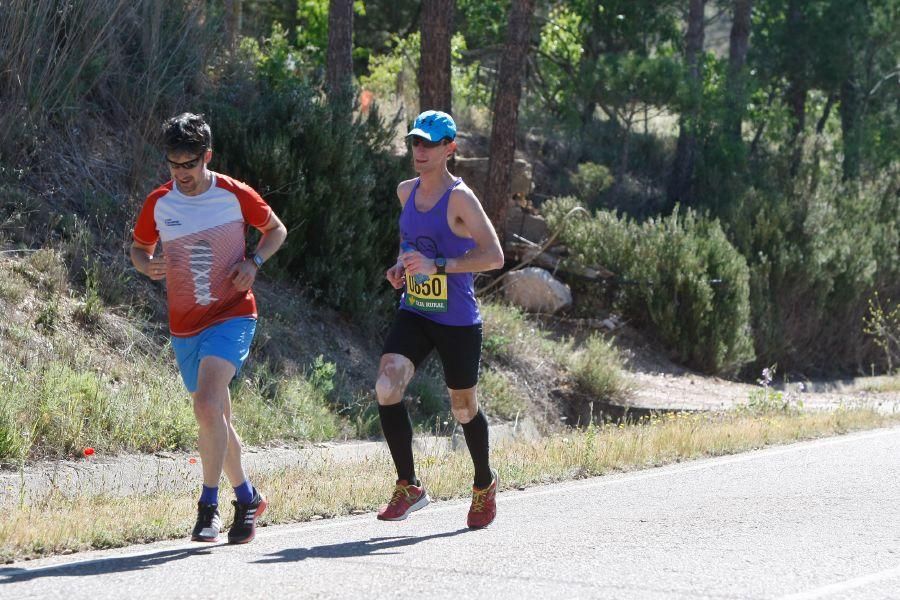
[729,163,900,374]
[570,162,614,208]
[205,29,407,315]
[568,332,631,403]
[479,368,526,421]
[545,197,754,375]
[863,292,900,374]
[232,357,342,444]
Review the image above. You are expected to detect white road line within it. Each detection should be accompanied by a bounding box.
[776,564,900,600]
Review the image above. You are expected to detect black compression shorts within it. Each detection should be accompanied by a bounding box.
[381,310,483,390]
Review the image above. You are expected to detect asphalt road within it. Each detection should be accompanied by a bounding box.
[2,427,899,600]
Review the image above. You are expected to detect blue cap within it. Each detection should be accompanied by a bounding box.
[406,110,456,142]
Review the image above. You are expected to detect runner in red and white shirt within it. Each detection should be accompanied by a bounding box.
[131,113,287,545]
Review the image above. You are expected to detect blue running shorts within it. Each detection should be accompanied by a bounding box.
[171,317,257,393]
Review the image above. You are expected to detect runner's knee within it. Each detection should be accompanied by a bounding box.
[449,388,478,423]
[375,357,413,404]
[193,393,224,425]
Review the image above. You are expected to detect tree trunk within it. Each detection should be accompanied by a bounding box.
[326,0,354,102]
[484,0,535,242]
[282,0,298,45]
[667,0,705,208]
[784,0,806,173]
[839,75,862,180]
[224,0,242,52]
[418,0,454,113]
[725,0,753,143]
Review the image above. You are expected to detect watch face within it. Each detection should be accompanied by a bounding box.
[436,257,447,267]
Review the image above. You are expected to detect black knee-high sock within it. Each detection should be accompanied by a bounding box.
[378,402,417,485]
[461,409,492,488]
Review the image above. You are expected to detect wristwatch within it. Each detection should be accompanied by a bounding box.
[250,253,265,269]
[435,256,447,275]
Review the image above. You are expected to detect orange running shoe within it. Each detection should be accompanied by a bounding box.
[377,480,430,521]
[467,469,498,529]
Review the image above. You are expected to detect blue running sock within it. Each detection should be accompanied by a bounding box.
[233,480,254,505]
[200,485,218,505]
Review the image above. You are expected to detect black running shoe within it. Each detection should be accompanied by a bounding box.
[191,502,221,542]
[228,489,267,544]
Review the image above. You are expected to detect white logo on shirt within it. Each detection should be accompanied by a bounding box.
[186,241,218,305]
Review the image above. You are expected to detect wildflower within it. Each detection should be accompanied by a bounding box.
[189,457,198,464]
[83,447,95,457]
[758,366,775,387]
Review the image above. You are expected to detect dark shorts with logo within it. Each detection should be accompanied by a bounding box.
[381,309,482,390]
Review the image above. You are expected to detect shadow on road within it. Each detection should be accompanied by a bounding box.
[255,528,471,563]
[0,546,212,584]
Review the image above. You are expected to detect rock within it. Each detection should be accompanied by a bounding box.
[506,205,549,244]
[600,315,624,331]
[453,157,533,203]
[503,267,572,314]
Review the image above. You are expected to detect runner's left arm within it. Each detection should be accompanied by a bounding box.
[401,188,504,276]
[445,190,504,273]
[252,213,288,262]
[230,213,288,291]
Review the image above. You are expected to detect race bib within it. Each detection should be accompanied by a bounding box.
[405,273,448,312]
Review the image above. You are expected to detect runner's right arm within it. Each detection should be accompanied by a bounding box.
[130,241,166,280]
[385,180,417,289]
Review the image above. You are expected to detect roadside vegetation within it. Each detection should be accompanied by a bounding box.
[0,251,631,461]
[2,407,895,561]
[0,0,898,562]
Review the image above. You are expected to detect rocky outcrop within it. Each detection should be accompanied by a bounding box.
[454,156,533,204]
[503,267,572,314]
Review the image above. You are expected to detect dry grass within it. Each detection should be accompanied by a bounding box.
[2,408,896,561]
[862,376,900,393]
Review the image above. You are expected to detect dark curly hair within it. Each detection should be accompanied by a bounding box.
[162,113,212,156]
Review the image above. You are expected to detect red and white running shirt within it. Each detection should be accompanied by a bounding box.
[133,173,272,337]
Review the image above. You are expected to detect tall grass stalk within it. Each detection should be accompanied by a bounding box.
[0,0,214,194]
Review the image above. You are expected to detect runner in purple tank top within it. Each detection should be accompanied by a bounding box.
[375,110,504,529]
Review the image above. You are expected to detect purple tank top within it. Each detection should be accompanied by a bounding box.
[398,178,481,326]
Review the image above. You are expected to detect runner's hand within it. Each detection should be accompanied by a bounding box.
[229,259,258,291]
[146,255,166,281]
[386,261,405,289]
[400,251,436,276]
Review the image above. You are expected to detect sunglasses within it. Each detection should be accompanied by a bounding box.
[408,137,445,149]
[165,152,205,170]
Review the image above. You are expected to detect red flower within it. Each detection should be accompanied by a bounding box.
[83,447,95,457]
[188,458,197,464]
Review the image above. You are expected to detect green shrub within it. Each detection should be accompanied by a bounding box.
[73,261,104,328]
[0,269,27,305]
[0,359,194,460]
[729,163,900,374]
[406,369,448,422]
[205,30,406,315]
[863,292,900,373]
[546,197,755,374]
[570,162,614,208]
[568,332,631,402]
[479,368,526,420]
[232,357,342,444]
